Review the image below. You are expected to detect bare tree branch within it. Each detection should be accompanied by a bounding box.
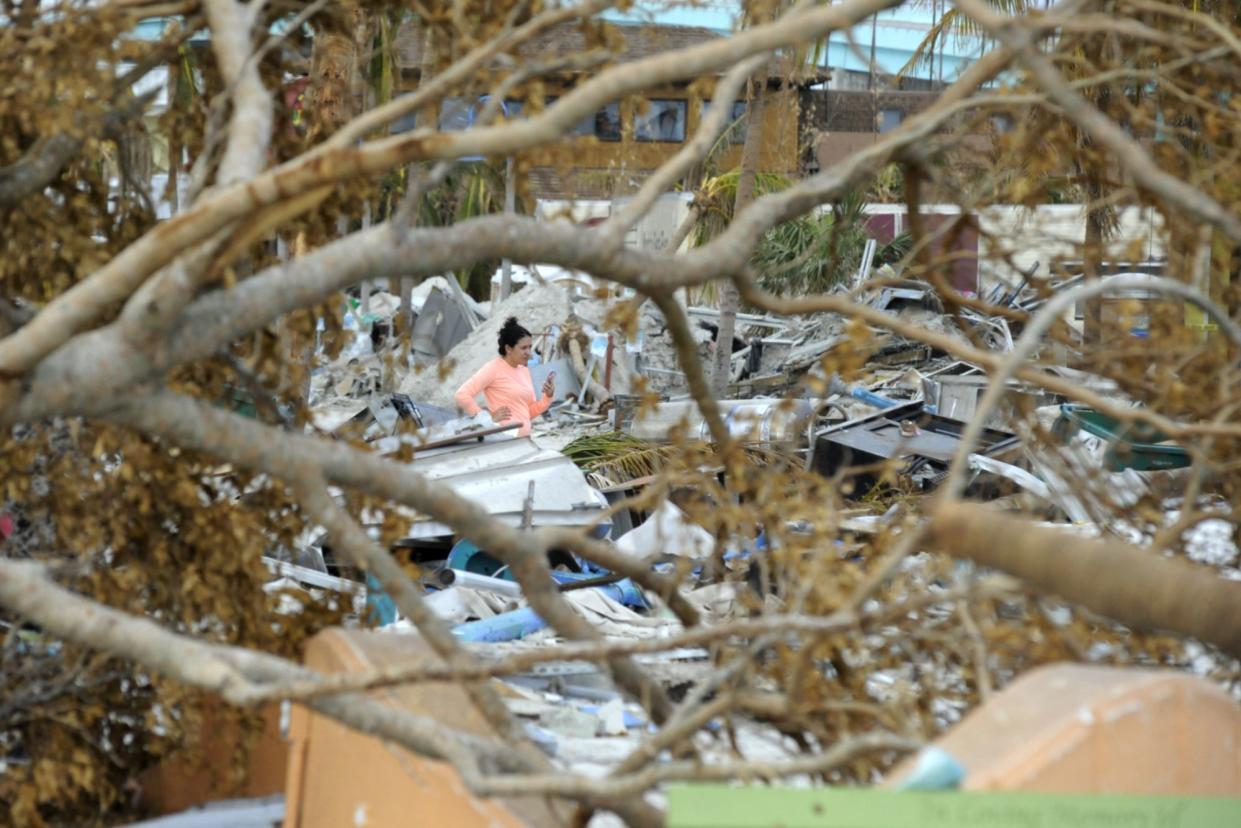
[0,93,157,210]
[1128,0,1241,62]
[0,559,525,774]
[953,0,1241,243]
[939,274,1241,500]
[0,0,900,380]
[203,0,272,188]
[924,502,1241,660]
[115,0,280,345]
[602,54,769,245]
[291,477,553,770]
[467,730,921,798]
[0,12,200,211]
[233,582,1013,703]
[653,293,736,451]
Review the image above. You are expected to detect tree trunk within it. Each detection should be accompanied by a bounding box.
[1082,205,1105,346]
[709,64,771,397]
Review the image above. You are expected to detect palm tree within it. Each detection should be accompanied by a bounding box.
[901,0,1128,340]
[689,168,794,306]
[707,0,782,397]
[414,160,522,299]
[705,0,866,394]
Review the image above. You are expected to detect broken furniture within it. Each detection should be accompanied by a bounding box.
[809,402,1019,492]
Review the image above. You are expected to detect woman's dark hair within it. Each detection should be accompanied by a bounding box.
[498,316,531,356]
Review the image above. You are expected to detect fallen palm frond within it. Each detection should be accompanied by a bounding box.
[565,431,804,489]
[562,432,679,483]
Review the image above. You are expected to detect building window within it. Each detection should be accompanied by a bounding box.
[392,112,417,134]
[438,97,473,131]
[501,99,524,120]
[548,98,620,141]
[567,113,594,136]
[438,97,525,132]
[635,99,687,142]
[701,100,747,144]
[878,108,903,133]
[594,102,622,141]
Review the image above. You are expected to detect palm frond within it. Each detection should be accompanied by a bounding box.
[754,187,906,294]
[898,2,1051,80]
[402,159,520,297]
[699,111,750,178]
[371,14,397,110]
[562,433,677,484]
[690,169,793,247]
[755,210,858,294]
[897,8,962,79]
[875,232,912,266]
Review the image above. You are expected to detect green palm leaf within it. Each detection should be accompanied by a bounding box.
[562,433,679,483]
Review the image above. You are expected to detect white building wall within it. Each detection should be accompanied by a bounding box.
[863,203,1166,295]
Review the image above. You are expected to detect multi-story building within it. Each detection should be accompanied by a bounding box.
[395,19,818,200]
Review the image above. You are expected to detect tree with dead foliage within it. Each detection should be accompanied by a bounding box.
[3,1,1241,826]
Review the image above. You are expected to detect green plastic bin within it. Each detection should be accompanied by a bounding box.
[1051,404,1190,472]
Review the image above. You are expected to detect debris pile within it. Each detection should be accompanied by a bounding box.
[272,269,1240,806]
[398,283,589,409]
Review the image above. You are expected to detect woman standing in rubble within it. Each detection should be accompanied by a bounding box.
[454,317,556,437]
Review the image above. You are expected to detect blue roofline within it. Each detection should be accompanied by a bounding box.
[131,3,988,82]
[601,2,987,81]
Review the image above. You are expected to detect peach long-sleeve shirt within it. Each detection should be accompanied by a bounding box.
[454,357,551,437]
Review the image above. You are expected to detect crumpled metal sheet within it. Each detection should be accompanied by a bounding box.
[398,435,609,540]
[627,399,819,446]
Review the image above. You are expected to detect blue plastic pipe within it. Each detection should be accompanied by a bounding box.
[550,571,648,608]
[453,606,548,642]
[366,573,398,626]
[451,577,650,641]
[847,385,899,409]
[828,373,899,410]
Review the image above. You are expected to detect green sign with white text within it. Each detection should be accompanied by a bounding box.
[666,787,1241,828]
